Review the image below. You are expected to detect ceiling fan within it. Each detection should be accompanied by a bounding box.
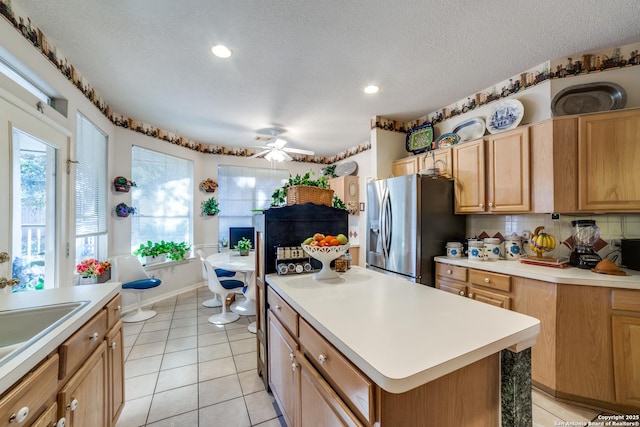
[249,129,314,162]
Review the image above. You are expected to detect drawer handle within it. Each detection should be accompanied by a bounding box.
[484,278,490,283]
[458,290,465,296]
[111,342,117,350]
[446,269,452,274]
[67,399,78,412]
[8,406,29,423]
[468,293,474,298]
[318,354,328,365]
[89,332,99,341]
[55,417,67,427]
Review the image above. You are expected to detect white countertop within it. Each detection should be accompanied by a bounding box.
[0,283,121,395]
[266,266,540,394]
[435,256,640,289]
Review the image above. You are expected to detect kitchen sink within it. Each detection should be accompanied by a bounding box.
[0,301,88,365]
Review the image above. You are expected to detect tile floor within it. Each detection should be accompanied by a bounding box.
[116,286,605,427]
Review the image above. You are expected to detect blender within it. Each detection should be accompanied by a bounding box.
[569,219,602,269]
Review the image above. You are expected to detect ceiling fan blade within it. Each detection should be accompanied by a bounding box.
[283,147,315,155]
[272,138,287,149]
[248,149,271,159]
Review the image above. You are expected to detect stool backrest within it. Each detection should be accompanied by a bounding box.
[112,255,150,284]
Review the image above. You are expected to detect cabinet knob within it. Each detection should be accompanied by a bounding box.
[458,290,465,296]
[115,305,122,311]
[8,406,29,423]
[289,352,294,362]
[484,277,490,283]
[291,362,298,371]
[446,269,452,274]
[89,332,99,341]
[468,293,474,298]
[479,203,484,208]
[111,342,117,350]
[489,202,493,207]
[67,399,78,411]
[318,354,328,365]
[55,417,67,427]
[274,305,281,311]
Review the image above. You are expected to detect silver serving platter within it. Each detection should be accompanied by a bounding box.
[551,82,627,116]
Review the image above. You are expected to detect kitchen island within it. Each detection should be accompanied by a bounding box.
[265,266,540,426]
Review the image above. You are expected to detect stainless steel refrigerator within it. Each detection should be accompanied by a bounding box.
[366,175,466,286]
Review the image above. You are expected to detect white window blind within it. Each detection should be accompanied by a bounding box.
[131,146,193,250]
[75,113,107,237]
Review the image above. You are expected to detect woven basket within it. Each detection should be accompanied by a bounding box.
[286,185,334,207]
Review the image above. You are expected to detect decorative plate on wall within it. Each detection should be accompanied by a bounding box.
[334,161,358,176]
[405,123,434,154]
[452,117,486,142]
[486,99,524,134]
[434,133,460,149]
[551,82,627,116]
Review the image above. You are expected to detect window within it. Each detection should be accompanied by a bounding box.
[75,113,108,265]
[217,165,288,243]
[131,147,193,251]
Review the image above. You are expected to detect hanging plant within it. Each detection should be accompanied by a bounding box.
[201,196,220,216]
[113,176,137,192]
[199,178,218,193]
[115,202,137,217]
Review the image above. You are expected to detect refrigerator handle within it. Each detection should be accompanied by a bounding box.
[381,188,392,258]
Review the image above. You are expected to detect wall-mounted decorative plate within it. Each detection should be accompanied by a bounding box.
[551,82,627,116]
[335,161,358,176]
[405,123,433,154]
[486,99,524,134]
[434,133,460,149]
[453,117,486,142]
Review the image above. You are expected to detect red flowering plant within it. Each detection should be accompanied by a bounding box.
[76,259,111,278]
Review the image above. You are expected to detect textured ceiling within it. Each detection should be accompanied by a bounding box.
[12,0,640,156]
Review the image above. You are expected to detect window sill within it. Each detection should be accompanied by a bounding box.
[143,257,195,271]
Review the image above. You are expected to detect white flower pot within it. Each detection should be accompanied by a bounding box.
[145,254,166,265]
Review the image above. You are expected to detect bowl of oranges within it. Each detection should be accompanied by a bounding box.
[301,233,350,280]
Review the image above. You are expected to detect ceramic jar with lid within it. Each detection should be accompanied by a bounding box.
[505,236,523,260]
[446,242,463,258]
[483,238,503,261]
[468,240,485,262]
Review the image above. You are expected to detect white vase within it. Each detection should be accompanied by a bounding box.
[145,254,166,265]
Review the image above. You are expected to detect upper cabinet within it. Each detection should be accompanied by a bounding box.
[391,155,420,177]
[392,147,452,178]
[329,176,359,215]
[452,127,530,213]
[578,109,640,212]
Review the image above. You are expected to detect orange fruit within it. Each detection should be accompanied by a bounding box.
[313,233,325,241]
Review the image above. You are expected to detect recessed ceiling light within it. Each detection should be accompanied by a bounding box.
[364,85,379,94]
[211,45,233,58]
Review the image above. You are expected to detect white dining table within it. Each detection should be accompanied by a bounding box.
[206,250,256,333]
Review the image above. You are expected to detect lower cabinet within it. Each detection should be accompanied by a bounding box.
[58,341,108,427]
[435,263,512,309]
[107,320,125,427]
[611,289,640,408]
[31,402,58,427]
[268,312,298,427]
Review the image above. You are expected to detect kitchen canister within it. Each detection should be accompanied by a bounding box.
[468,240,485,262]
[505,236,523,260]
[446,242,463,258]
[483,238,503,261]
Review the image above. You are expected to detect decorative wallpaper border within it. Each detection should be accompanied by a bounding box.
[0,0,371,164]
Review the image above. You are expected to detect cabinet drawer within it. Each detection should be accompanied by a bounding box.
[469,286,511,310]
[469,269,511,292]
[31,402,57,427]
[436,278,467,296]
[612,289,640,312]
[59,309,108,380]
[299,318,374,424]
[105,294,122,330]
[436,263,467,282]
[0,354,58,427]
[268,287,298,336]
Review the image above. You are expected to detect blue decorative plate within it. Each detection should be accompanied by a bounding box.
[434,133,460,149]
[453,117,485,142]
[486,99,524,134]
[405,123,433,154]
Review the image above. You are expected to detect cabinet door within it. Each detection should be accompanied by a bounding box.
[31,402,58,427]
[58,342,108,427]
[391,156,420,177]
[486,127,530,212]
[578,109,640,211]
[436,278,467,297]
[106,321,124,427]
[453,139,486,213]
[256,231,268,388]
[430,147,452,178]
[268,312,298,427]
[612,315,640,407]
[468,286,511,310]
[297,351,363,427]
[330,176,360,215]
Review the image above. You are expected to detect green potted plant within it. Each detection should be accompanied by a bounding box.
[133,240,169,265]
[234,237,252,256]
[270,171,347,210]
[167,241,191,261]
[202,196,220,216]
[113,176,137,192]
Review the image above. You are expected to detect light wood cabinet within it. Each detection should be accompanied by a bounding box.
[435,263,512,309]
[329,176,359,215]
[611,289,640,408]
[58,341,108,427]
[452,139,486,213]
[391,155,420,177]
[255,231,268,388]
[31,402,58,427]
[578,109,640,211]
[268,312,298,427]
[106,320,124,427]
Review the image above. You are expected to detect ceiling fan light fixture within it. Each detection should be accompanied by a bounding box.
[364,85,379,94]
[264,150,288,162]
[211,45,233,58]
